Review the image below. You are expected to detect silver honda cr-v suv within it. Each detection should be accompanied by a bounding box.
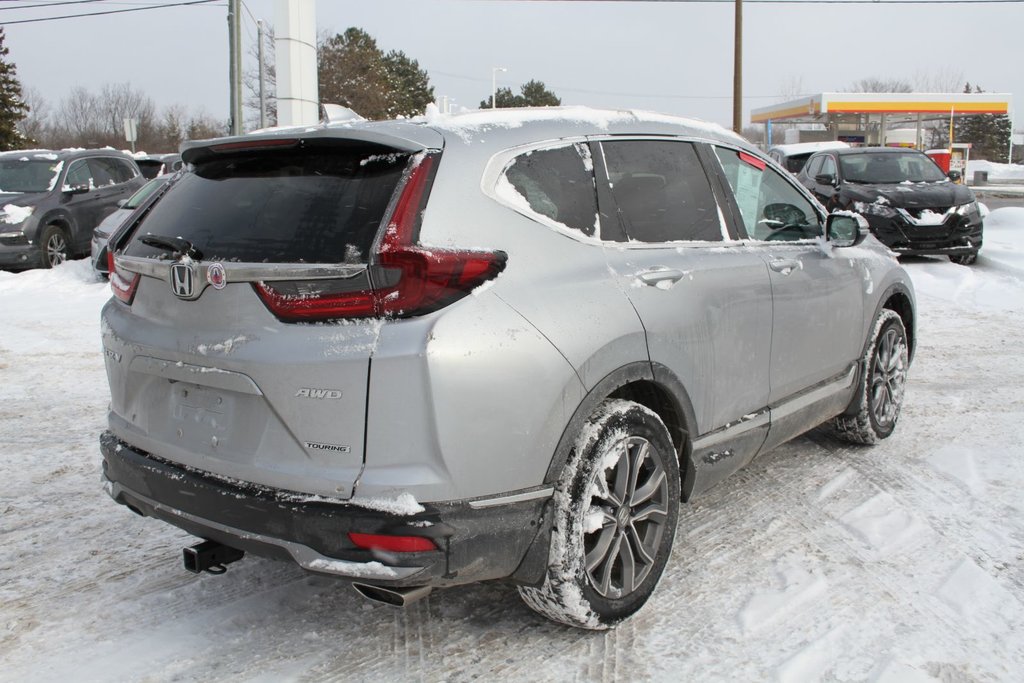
[100,107,915,629]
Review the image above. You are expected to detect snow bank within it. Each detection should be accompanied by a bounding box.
[967,159,1024,182]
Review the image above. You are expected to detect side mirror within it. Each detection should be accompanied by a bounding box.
[116,199,128,208]
[62,183,90,195]
[826,212,869,248]
[814,173,837,187]
[947,170,962,183]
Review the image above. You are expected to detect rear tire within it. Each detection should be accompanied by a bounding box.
[518,399,680,629]
[949,252,977,266]
[39,225,70,269]
[832,309,909,444]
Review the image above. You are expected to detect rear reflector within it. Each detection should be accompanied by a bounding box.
[109,251,140,305]
[254,152,507,323]
[348,532,437,553]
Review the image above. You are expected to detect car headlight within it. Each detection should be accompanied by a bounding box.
[0,204,34,231]
[954,201,979,217]
[854,201,897,218]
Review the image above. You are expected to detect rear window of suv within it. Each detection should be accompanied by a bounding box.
[124,143,409,264]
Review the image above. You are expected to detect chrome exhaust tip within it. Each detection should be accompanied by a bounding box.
[352,582,433,607]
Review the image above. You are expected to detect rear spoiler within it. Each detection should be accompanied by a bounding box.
[181,124,443,164]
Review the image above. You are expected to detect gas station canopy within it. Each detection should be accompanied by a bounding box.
[751,92,1012,149]
[752,92,1011,124]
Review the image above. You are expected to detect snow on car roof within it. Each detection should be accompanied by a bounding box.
[416,104,749,147]
[769,141,851,155]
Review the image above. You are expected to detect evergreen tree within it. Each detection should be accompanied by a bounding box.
[519,80,561,107]
[381,50,434,119]
[953,84,1012,162]
[0,28,29,150]
[318,28,433,121]
[479,80,561,109]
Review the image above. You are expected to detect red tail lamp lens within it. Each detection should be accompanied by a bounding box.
[109,252,140,305]
[348,532,437,553]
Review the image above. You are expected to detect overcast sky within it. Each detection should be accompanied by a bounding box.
[3,0,1022,137]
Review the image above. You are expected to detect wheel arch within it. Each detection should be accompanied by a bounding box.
[513,361,695,587]
[542,361,697,492]
[877,282,916,363]
[36,211,74,241]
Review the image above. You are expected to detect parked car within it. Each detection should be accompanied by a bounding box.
[0,149,146,270]
[767,140,850,174]
[798,147,983,265]
[134,153,183,179]
[91,175,173,274]
[99,108,915,629]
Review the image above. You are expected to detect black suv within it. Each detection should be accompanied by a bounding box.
[0,149,146,269]
[798,147,983,265]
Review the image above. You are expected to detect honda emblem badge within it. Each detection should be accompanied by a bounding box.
[170,263,195,299]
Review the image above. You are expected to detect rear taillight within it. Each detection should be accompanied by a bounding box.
[254,153,507,323]
[348,532,437,553]
[108,251,140,305]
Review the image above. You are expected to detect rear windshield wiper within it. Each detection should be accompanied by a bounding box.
[140,233,203,260]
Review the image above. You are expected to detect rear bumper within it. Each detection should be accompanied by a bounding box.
[100,431,552,588]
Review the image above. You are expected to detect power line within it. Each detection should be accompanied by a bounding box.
[0,0,223,24]
[0,0,109,11]
[508,0,1024,4]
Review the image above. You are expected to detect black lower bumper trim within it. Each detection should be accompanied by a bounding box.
[100,431,551,588]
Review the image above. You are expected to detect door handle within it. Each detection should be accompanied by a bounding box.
[768,258,801,275]
[637,268,685,287]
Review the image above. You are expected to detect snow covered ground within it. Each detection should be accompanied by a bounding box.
[3,210,1024,681]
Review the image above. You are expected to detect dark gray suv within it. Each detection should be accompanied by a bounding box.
[0,149,146,269]
[99,108,915,629]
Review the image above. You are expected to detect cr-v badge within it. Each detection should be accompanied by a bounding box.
[170,263,195,298]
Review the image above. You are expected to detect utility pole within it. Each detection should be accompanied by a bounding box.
[228,0,243,135]
[258,20,267,129]
[733,0,742,134]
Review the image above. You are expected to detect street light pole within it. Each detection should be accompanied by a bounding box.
[492,67,507,109]
[733,0,742,134]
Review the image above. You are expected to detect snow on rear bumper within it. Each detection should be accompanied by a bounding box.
[100,431,553,588]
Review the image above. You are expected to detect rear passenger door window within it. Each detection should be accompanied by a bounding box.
[600,140,723,243]
[64,159,93,189]
[501,143,598,237]
[713,147,822,241]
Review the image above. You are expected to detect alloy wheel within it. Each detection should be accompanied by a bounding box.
[584,436,669,599]
[46,232,68,267]
[870,327,908,428]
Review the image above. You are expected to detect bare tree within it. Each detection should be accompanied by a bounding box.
[912,67,964,93]
[847,77,913,93]
[243,23,277,129]
[100,82,155,146]
[52,86,104,146]
[17,86,49,146]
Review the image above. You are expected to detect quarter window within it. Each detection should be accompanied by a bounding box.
[714,147,822,242]
[600,140,722,243]
[502,144,598,237]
